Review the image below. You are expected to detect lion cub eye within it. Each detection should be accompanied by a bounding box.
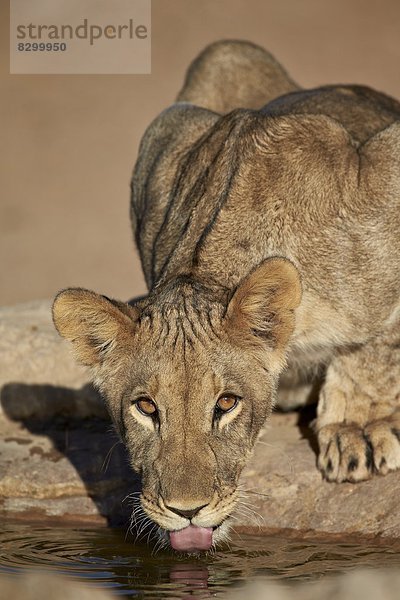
[216,394,240,414]
[135,397,158,417]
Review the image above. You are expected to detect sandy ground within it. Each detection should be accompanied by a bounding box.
[1,0,400,306]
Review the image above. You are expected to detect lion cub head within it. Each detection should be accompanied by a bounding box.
[52,258,301,552]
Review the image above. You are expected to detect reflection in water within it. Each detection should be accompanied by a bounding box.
[1,524,400,599]
[169,564,211,599]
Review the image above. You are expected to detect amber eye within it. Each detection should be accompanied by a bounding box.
[135,397,158,417]
[216,394,240,414]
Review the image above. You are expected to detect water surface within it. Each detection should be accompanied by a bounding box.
[1,524,400,598]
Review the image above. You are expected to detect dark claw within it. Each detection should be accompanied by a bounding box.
[348,456,359,472]
[391,428,400,443]
[363,433,374,471]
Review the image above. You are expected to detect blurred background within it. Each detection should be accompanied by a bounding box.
[1,0,400,306]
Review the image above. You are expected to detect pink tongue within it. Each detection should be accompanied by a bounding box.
[169,525,213,552]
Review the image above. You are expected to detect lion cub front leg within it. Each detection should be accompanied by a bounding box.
[316,333,400,482]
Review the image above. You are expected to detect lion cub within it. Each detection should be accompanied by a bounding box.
[53,40,400,552]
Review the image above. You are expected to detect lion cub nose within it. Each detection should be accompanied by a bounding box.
[166,504,207,519]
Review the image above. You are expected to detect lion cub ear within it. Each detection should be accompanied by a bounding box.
[225,258,302,351]
[52,288,138,367]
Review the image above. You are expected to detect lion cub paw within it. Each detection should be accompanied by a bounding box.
[317,418,400,483]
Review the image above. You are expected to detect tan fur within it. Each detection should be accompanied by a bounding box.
[176,39,298,113]
[53,40,400,546]
[53,289,138,366]
[226,258,302,359]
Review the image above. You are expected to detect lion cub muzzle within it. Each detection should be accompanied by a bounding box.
[141,490,236,552]
[138,439,239,551]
